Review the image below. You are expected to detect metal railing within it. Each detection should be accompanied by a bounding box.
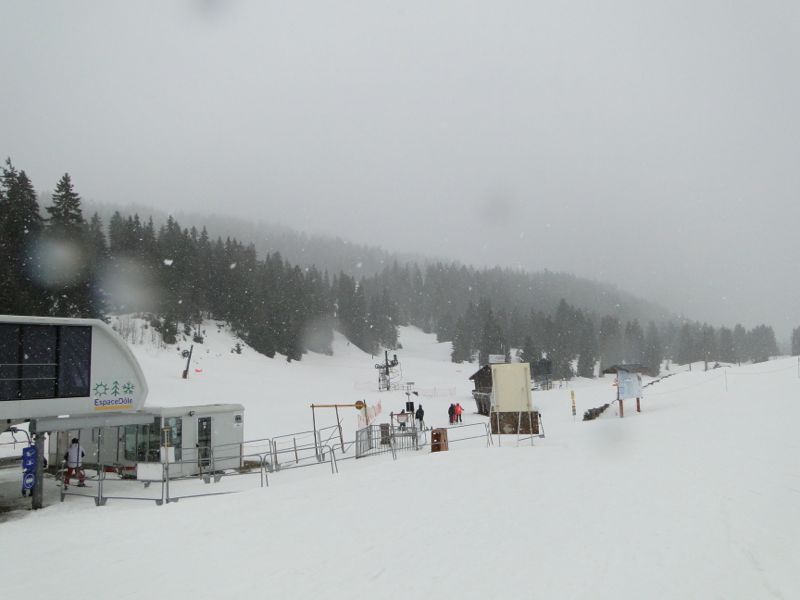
[353,424,427,459]
[54,435,342,507]
[271,430,318,466]
[270,440,339,474]
[163,451,271,503]
[54,416,502,509]
[443,422,494,447]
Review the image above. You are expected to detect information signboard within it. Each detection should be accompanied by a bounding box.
[22,445,37,490]
[617,371,643,400]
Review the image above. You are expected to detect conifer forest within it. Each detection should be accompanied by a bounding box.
[1,159,787,374]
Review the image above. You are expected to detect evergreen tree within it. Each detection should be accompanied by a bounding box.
[699,324,718,369]
[85,212,109,317]
[335,273,372,352]
[451,315,472,363]
[576,319,597,378]
[747,325,778,363]
[732,324,748,364]
[435,312,455,343]
[549,299,578,379]
[478,305,504,366]
[0,160,46,315]
[642,321,663,376]
[598,315,623,370]
[43,173,98,317]
[623,320,645,364]
[676,323,694,366]
[791,327,800,356]
[718,327,735,363]
[520,335,539,367]
[46,174,84,233]
[368,287,399,350]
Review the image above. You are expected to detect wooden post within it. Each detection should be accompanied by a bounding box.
[619,399,624,418]
[636,397,641,413]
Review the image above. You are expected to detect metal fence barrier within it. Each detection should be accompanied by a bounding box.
[443,422,494,447]
[353,424,428,460]
[55,438,340,507]
[270,441,339,474]
[55,417,498,509]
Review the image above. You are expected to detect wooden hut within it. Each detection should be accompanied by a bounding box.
[469,365,493,415]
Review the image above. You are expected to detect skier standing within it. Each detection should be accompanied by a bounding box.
[64,438,86,488]
[415,404,425,430]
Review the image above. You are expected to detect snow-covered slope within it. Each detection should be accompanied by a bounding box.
[123,319,472,439]
[1,323,799,599]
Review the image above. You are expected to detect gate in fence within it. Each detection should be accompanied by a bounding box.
[354,424,424,459]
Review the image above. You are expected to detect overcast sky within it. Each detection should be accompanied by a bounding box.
[2,1,799,338]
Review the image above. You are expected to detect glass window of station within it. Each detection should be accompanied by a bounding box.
[124,418,183,462]
[0,324,92,401]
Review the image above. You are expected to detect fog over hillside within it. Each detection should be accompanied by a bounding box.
[84,200,673,326]
[3,1,798,338]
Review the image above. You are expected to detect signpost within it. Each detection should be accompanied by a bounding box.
[182,344,194,379]
[616,370,643,418]
[21,445,37,496]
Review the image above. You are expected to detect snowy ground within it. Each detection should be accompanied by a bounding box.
[2,323,799,599]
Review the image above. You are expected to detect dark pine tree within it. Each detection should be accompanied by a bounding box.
[576,319,598,378]
[46,173,84,232]
[642,321,663,376]
[478,305,504,366]
[0,160,46,315]
[450,315,472,363]
[791,327,800,356]
[44,173,98,318]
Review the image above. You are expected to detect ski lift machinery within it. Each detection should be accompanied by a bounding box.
[0,315,154,508]
[374,350,402,391]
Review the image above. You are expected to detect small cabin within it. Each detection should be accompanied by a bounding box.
[49,403,245,478]
[469,365,494,415]
[469,362,535,416]
[469,365,494,393]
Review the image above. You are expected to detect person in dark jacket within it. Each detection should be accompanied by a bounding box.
[448,403,455,424]
[415,404,425,430]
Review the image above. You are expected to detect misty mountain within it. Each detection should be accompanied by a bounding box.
[3,161,782,373]
[83,200,672,326]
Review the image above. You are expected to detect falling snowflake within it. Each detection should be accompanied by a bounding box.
[163,259,174,266]
[93,382,108,397]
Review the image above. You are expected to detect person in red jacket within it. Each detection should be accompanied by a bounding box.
[455,403,463,423]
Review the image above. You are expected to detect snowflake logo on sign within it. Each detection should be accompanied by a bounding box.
[122,382,135,394]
